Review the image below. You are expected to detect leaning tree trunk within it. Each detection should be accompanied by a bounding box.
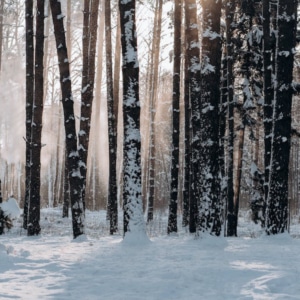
[23,0,34,230]
[198,0,222,236]
[105,0,118,234]
[167,0,182,234]
[50,0,85,239]
[119,0,146,238]
[28,0,45,236]
[266,0,297,235]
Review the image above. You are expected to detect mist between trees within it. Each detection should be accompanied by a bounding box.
[0,0,299,238]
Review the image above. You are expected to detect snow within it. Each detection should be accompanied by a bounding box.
[0,197,21,219]
[1,208,300,299]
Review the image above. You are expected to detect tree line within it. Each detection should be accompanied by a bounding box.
[0,0,299,239]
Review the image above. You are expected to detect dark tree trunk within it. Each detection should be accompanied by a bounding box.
[119,0,146,237]
[225,0,236,237]
[79,0,100,209]
[23,0,34,230]
[198,0,222,236]
[105,0,118,234]
[185,0,201,233]
[62,148,70,218]
[266,0,297,234]
[262,0,273,223]
[50,0,85,239]
[167,0,182,234]
[28,0,45,236]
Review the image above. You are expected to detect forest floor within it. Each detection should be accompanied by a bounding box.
[1,208,300,299]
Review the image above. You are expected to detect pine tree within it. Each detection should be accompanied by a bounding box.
[50,0,85,239]
[119,0,146,238]
[197,0,222,236]
[266,0,298,234]
[168,0,182,234]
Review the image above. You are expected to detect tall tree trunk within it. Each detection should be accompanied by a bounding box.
[167,0,182,234]
[186,0,201,233]
[198,0,222,236]
[79,0,100,209]
[262,0,273,223]
[28,0,45,236]
[119,0,146,238]
[23,0,34,230]
[147,0,163,223]
[105,0,118,234]
[266,0,297,234]
[225,0,236,237]
[50,0,85,239]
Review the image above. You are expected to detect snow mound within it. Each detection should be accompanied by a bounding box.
[0,197,21,219]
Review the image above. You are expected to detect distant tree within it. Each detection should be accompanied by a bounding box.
[168,0,182,234]
[197,0,222,236]
[146,0,163,223]
[119,0,146,237]
[50,0,85,238]
[266,0,298,234]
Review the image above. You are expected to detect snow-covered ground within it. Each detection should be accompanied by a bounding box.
[1,208,300,300]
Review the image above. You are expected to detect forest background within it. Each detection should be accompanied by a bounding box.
[0,0,299,239]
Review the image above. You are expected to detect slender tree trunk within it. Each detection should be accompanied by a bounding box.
[186,0,201,233]
[50,0,85,238]
[147,0,163,223]
[225,0,236,237]
[198,0,222,236]
[28,0,45,236]
[23,0,34,230]
[105,0,118,234]
[167,0,182,234]
[266,0,297,234]
[79,0,100,209]
[262,0,272,223]
[119,0,146,238]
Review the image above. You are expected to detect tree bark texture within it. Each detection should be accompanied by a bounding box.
[167,0,182,234]
[198,0,222,236]
[50,0,85,239]
[266,0,297,234]
[119,0,146,237]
